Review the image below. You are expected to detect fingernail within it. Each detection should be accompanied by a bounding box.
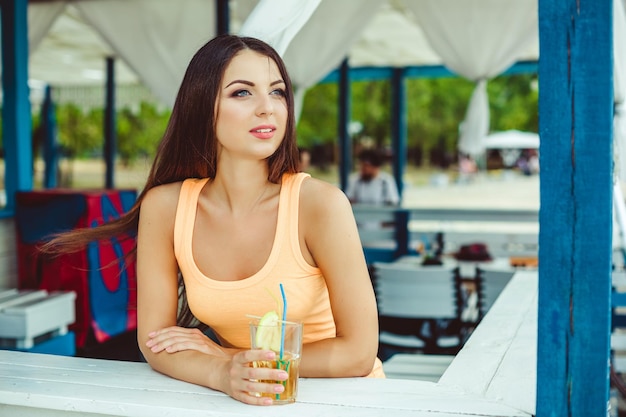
[274,384,285,393]
[277,371,288,379]
[265,351,276,360]
[263,398,273,405]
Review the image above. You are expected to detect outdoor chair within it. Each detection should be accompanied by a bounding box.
[372,262,465,358]
[475,267,516,319]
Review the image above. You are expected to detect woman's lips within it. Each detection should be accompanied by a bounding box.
[250,126,275,139]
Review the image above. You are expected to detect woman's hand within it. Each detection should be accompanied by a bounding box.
[146,326,232,357]
[146,326,288,405]
[223,350,289,405]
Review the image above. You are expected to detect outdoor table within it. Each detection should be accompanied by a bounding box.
[0,349,530,417]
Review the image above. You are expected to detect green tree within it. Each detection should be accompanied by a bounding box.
[406,77,476,166]
[488,74,539,132]
[117,102,170,165]
[296,83,338,149]
[56,104,103,158]
[351,80,392,149]
[298,72,538,168]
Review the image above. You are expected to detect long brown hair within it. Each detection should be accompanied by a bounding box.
[40,35,299,326]
[42,34,298,254]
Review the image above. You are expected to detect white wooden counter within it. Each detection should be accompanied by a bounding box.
[0,272,537,417]
[440,271,537,415]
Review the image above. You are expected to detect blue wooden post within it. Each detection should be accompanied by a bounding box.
[338,58,351,191]
[104,57,116,189]
[42,85,59,189]
[391,67,407,199]
[216,0,230,35]
[0,0,32,217]
[537,1,613,416]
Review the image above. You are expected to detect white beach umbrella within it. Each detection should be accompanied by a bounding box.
[483,130,539,149]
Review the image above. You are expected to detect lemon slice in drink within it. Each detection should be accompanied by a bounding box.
[255,310,282,352]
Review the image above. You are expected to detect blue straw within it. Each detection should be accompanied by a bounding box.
[279,283,287,359]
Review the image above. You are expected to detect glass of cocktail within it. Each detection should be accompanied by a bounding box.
[249,311,303,404]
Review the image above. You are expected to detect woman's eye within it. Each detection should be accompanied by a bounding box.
[232,89,251,97]
[271,88,286,97]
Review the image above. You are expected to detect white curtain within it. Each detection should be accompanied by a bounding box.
[348,5,442,68]
[239,0,322,56]
[74,0,216,107]
[28,1,67,53]
[240,0,381,118]
[403,0,538,156]
[284,0,381,117]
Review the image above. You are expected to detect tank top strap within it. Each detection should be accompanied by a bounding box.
[174,178,209,260]
[281,172,309,203]
[276,173,309,264]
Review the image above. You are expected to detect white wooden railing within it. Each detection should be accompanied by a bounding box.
[0,271,537,417]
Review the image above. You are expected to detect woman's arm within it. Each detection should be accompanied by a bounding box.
[136,184,287,405]
[298,178,380,377]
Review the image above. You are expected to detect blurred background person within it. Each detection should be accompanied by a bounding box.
[457,153,477,184]
[345,148,400,206]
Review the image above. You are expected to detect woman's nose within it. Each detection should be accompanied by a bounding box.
[256,95,274,116]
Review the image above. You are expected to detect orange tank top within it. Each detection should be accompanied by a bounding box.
[174,172,384,377]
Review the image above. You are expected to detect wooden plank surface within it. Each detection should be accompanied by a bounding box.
[0,350,531,417]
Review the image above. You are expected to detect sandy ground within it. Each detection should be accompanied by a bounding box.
[401,171,539,210]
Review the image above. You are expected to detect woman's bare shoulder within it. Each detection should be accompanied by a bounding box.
[299,176,352,215]
[140,181,184,215]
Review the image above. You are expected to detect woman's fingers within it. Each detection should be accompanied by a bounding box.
[146,327,211,353]
[228,350,289,405]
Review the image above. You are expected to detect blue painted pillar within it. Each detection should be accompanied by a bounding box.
[216,0,230,35]
[391,68,407,199]
[1,0,32,215]
[104,57,116,189]
[537,1,613,416]
[393,209,409,257]
[42,85,59,189]
[338,58,351,191]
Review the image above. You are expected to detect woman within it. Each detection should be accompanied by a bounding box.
[44,34,383,405]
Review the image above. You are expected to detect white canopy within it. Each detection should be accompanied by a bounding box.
[29,1,540,90]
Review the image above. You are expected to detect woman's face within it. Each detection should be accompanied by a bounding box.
[215,49,288,163]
